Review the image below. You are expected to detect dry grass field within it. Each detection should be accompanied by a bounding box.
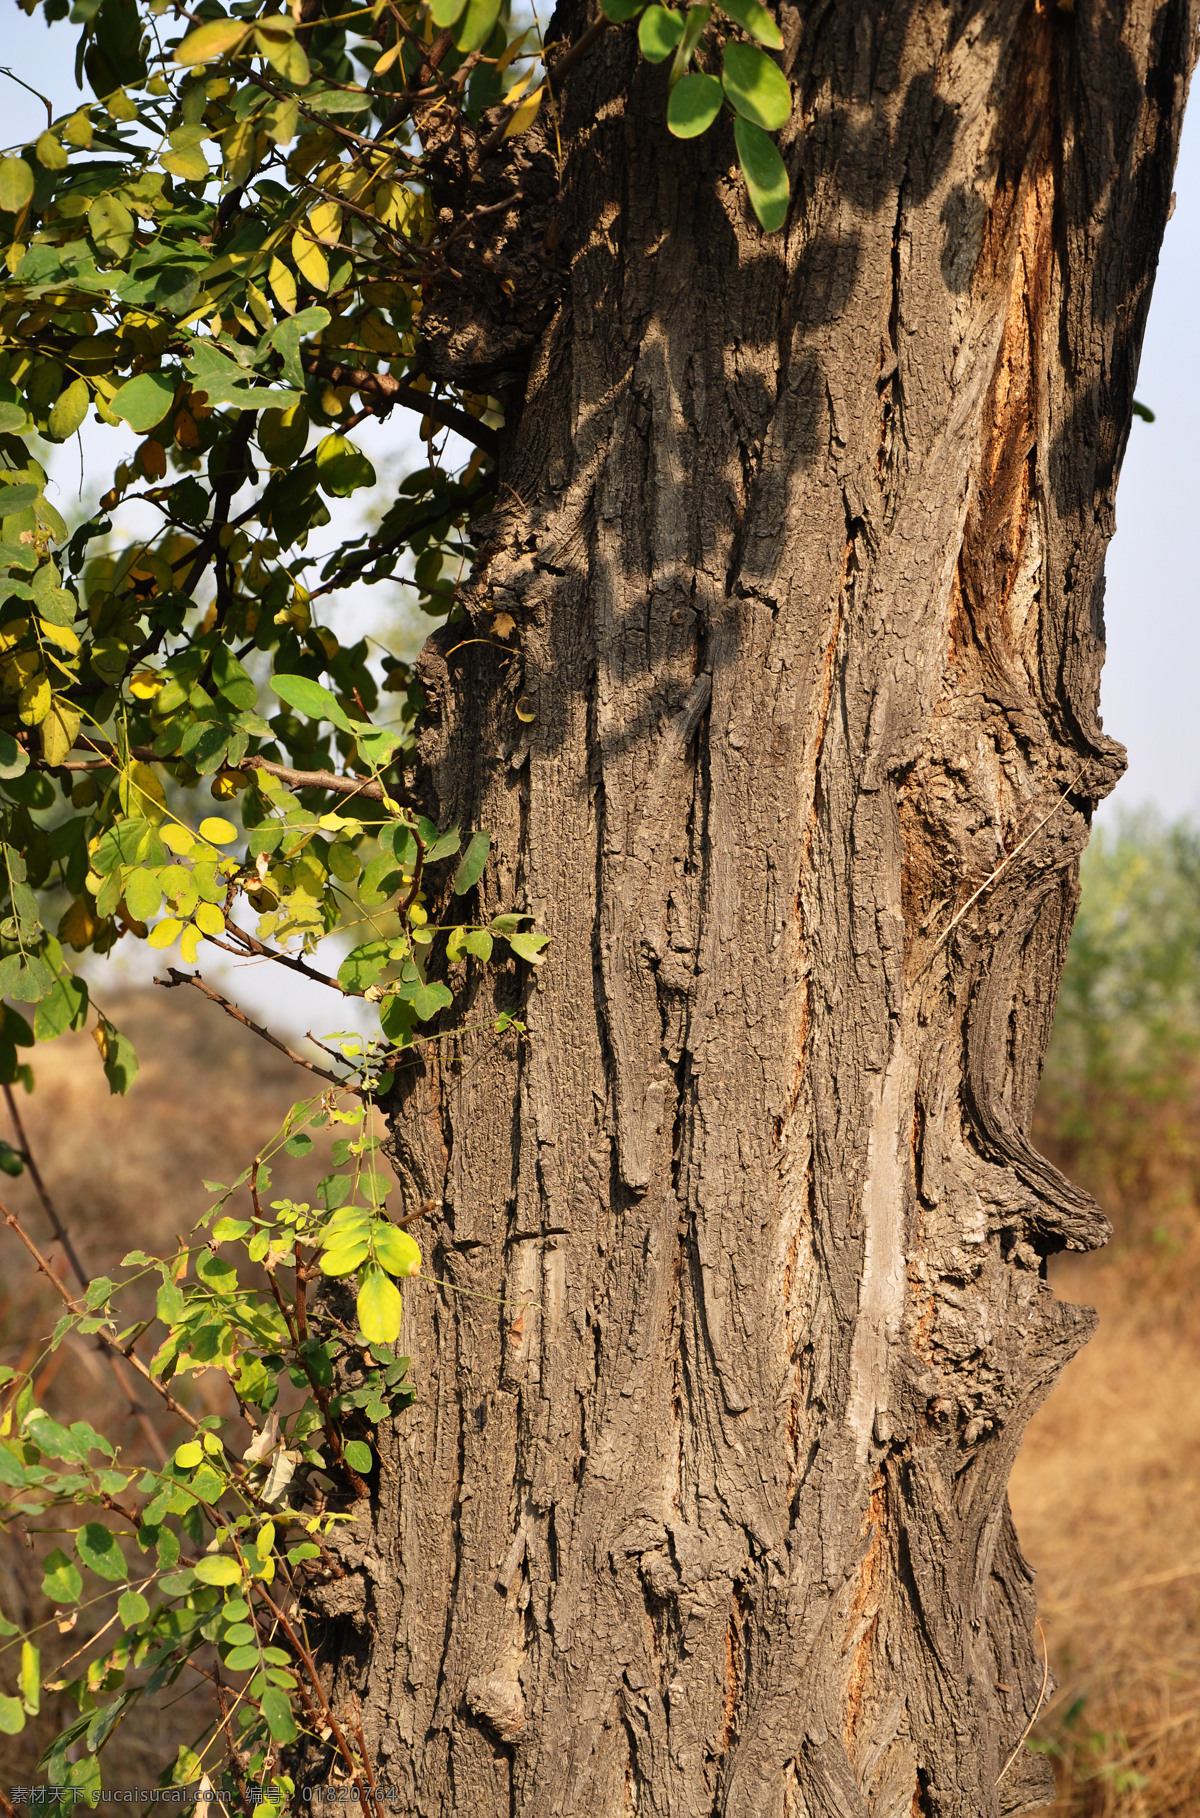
[2,805,1198,1814]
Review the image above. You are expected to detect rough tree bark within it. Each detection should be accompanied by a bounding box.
[316,1,1196,1811]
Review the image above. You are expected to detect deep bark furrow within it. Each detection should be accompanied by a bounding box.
[318,2,1198,1813]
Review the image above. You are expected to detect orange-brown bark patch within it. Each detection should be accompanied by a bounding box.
[843,1471,887,1755]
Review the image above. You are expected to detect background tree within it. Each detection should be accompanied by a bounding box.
[0,0,1194,1813]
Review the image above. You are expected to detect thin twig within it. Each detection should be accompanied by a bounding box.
[4,1082,88,1289]
[155,971,346,1087]
[253,1582,381,1818]
[3,1085,168,1464]
[0,1196,203,1435]
[996,1618,1050,1785]
[915,767,1087,984]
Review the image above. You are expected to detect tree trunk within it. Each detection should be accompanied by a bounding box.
[320,2,1195,1811]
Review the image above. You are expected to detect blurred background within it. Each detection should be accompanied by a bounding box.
[3,13,1200,1815]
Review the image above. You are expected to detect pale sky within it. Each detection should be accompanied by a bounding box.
[2,18,1197,1041]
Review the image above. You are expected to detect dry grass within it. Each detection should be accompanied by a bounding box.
[1,980,1198,1810]
[1008,1078,1200,1816]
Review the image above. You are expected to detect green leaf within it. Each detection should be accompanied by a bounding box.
[452,829,490,895]
[194,1554,242,1587]
[0,730,29,780]
[260,1686,297,1743]
[222,1644,260,1672]
[117,1589,149,1627]
[721,40,791,130]
[111,371,177,434]
[319,1238,372,1277]
[97,1019,139,1095]
[463,928,494,961]
[668,71,723,136]
[156,1280,185,1324]
[0,1444,26,1487]
[343,1439,373,1474]
[509,930,551,964]
[0,1693,24,1736]
[34,970,88,1042]
[314,434,376,498]
[47,378,91,443]
[0,158,33,215]
[400,979,454,1021]
[211,645,257,711]
[124,867,163,924]
[669,2,711,79]
[212,1217,251,1242]
[451,0,502,52]
[77,1523,127,1584]
[42,1548,83,1604]
[429,0,468,21]
[373,1223,422,1278]
[272,672,357,735]
[357,1266,402,1344]
[639,5,685,60]
[718,0,783,46]
[733,115,789,231]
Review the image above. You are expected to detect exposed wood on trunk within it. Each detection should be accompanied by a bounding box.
[312,1,1198,1812]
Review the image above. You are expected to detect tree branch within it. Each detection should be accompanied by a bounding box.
[303,353,499,454]
[155,969,349,1087]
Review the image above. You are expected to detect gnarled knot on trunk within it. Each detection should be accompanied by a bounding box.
[464,1671,526,1741]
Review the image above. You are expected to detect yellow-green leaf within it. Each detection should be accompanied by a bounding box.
[194,902,225,936]
[0,158,34,215]
[357,1266,402,1344]
[291,228,329,292]
[308,200,342,245]
[193,1554,242,1586]
[199,816,238,845]
[267,255,297,315]
[88,194,135,260]
[504,86,544,139]
[124,868,163,924]
[255,26,310,84]
[35,132,68,172]
[180,924,202,964]
[18,674,50,727]
[64,109,93,149]
[120,760,167,825]
[19,1641,39,1716]
[46,376,90,442]
[373,1223,422,1278]
[147,916,183,950]
[40,698,81,767]
[39,619,81,654]
[161,824,196,856]
[175,18,251,64]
